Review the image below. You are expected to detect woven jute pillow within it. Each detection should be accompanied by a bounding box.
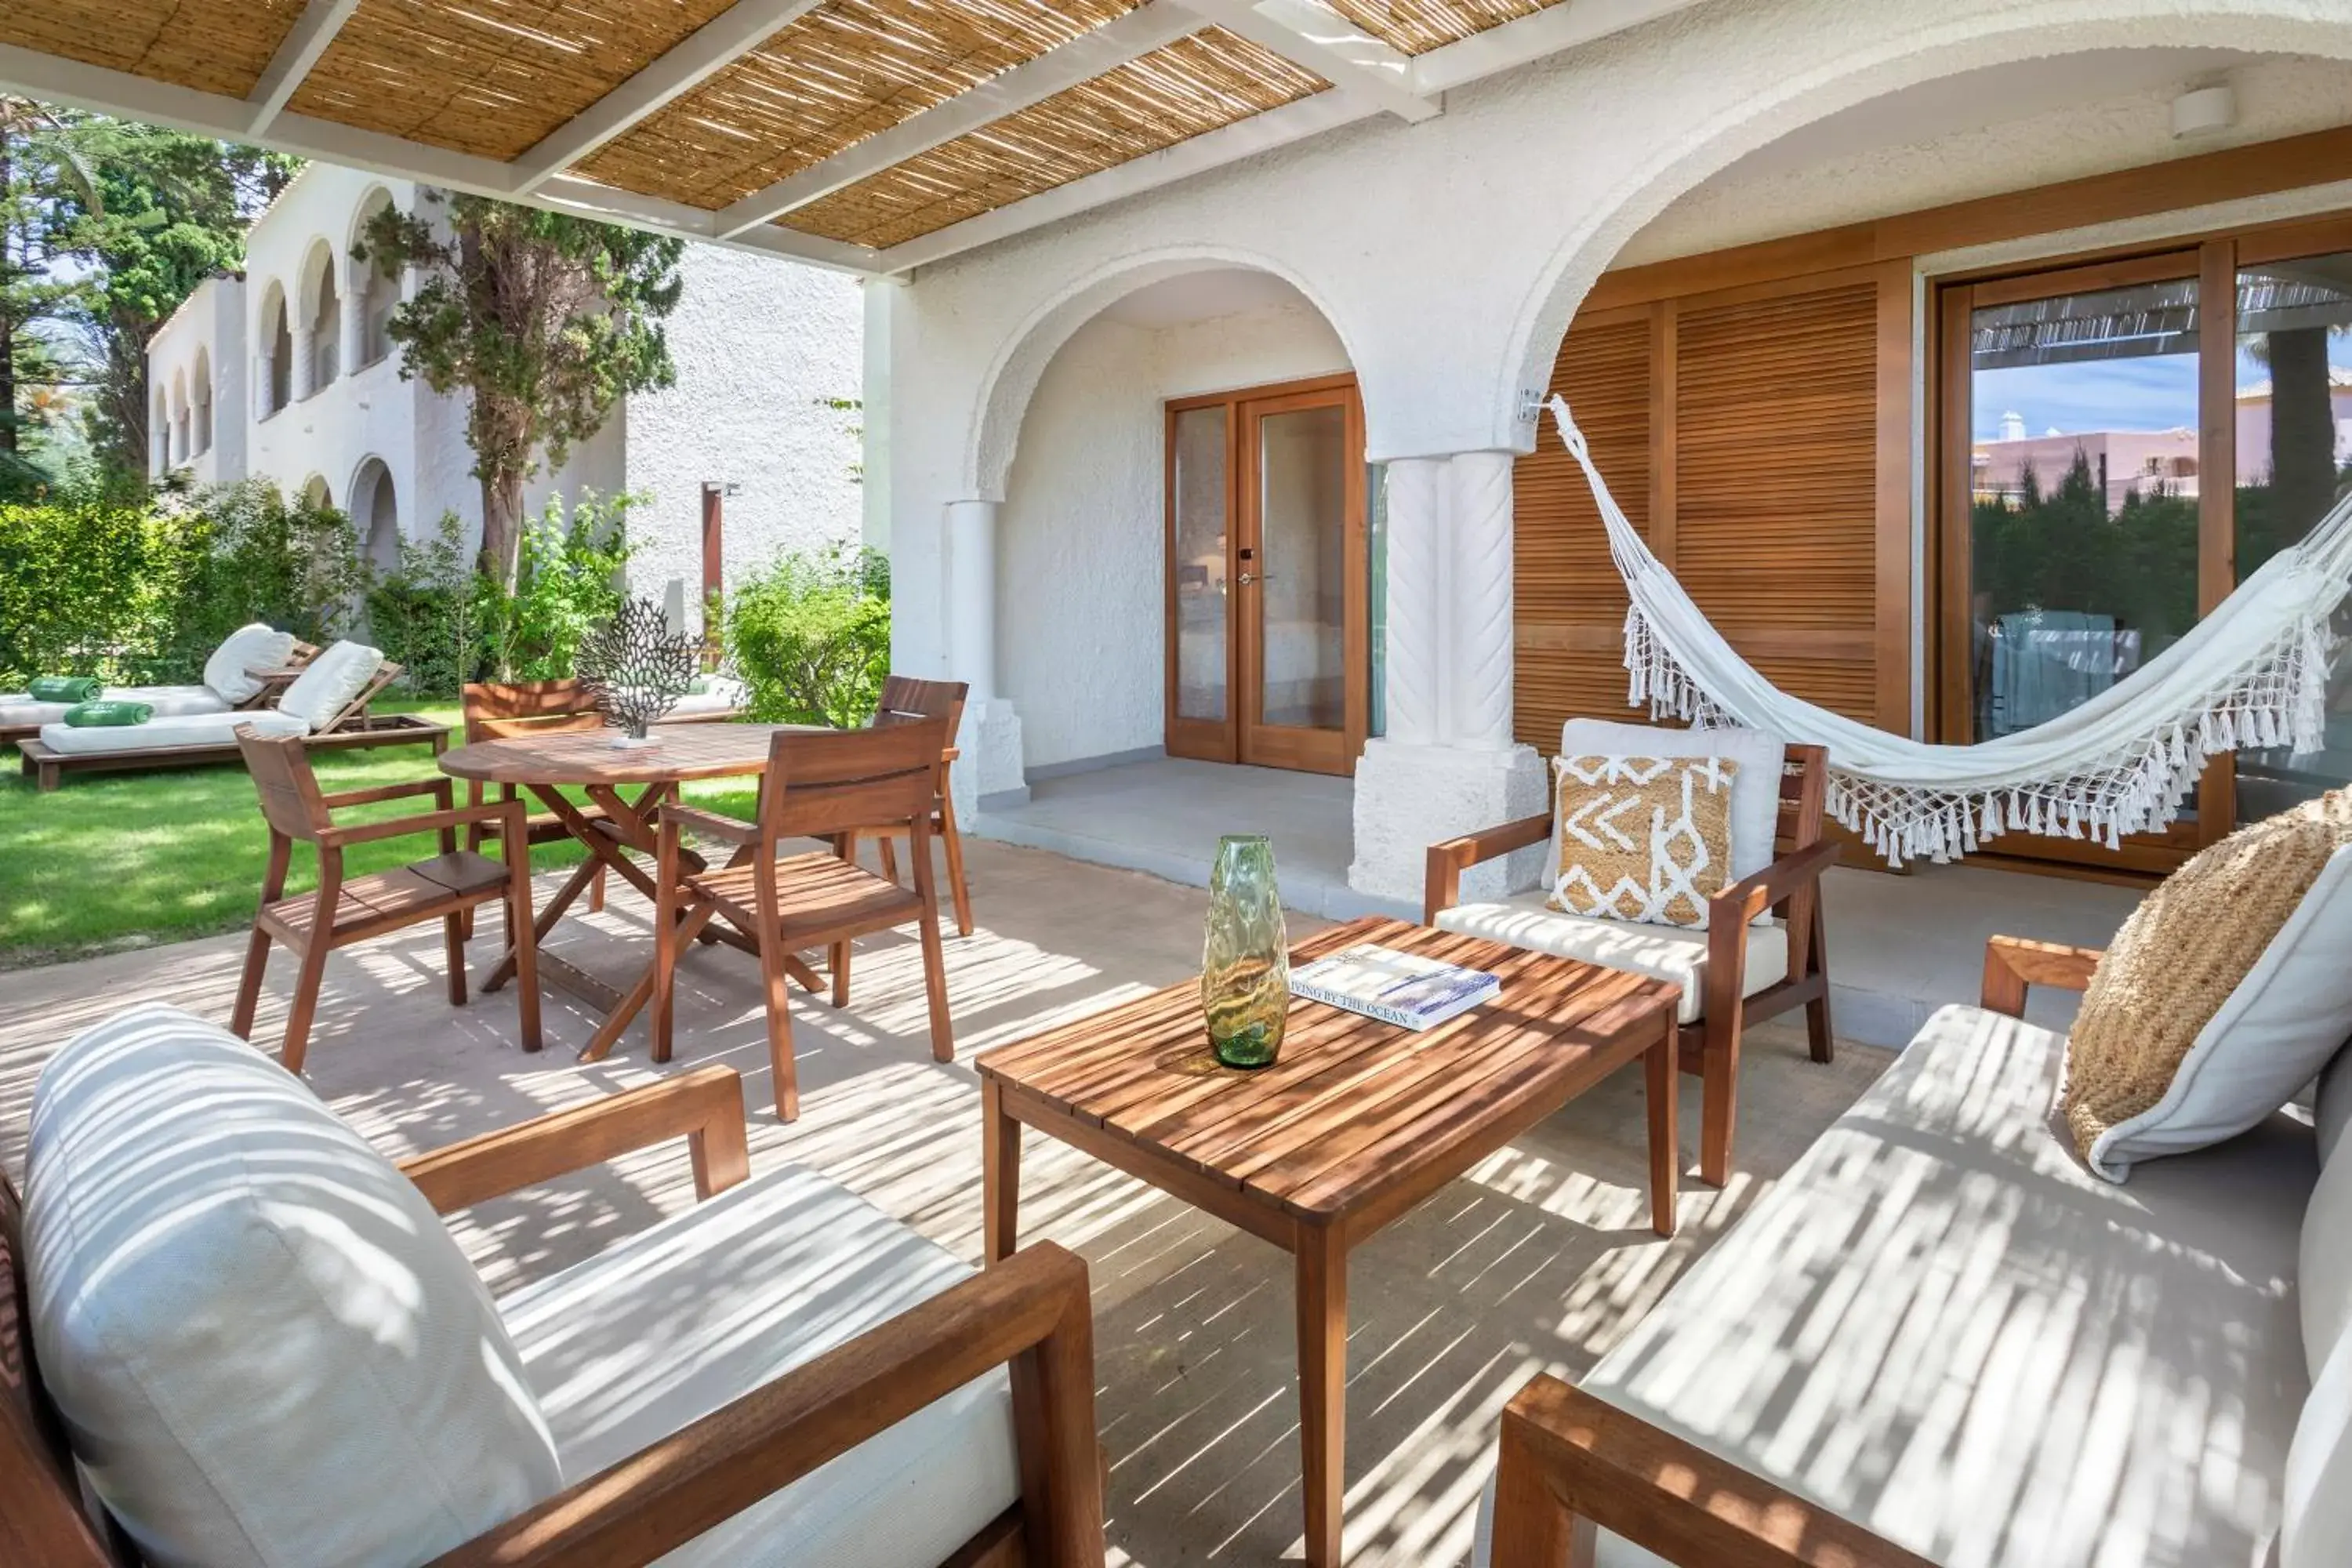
[2063,789,2352,1175]
[1548,754,1739,929]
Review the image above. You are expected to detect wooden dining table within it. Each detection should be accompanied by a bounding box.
[437,721,819,1060]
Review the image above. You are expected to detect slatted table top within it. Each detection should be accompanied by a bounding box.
[976,916,1681,1222]
[437,721,818,786]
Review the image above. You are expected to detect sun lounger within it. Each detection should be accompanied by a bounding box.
[0,625,318,744]
[16,640,447,790]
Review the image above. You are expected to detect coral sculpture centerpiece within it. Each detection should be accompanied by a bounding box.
[579,597,699,748]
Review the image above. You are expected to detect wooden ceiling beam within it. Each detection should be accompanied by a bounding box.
[511,0,832,194]
[1171,0,1437,122]
[244,0,360,136]
[714,1,1207,238]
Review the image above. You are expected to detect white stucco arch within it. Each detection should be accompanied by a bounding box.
[350,455,399,569]
[345,185,394,282]
[964,245,1367,502]
[191,345,212,456]
[296,236,338,324]
[1498,2,2352,444]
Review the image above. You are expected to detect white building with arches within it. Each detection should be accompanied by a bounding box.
[145,162,864,623]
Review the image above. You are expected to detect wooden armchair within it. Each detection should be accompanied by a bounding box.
[1486,1374,1937,1568]
[858,675,976,938]
[653,718,956,1119]
[2,1058,1105,1568]
[230,726,542,1071]
[1979,932,2103,1015]
[1425,743,1838,1187]
[460,679,619,915]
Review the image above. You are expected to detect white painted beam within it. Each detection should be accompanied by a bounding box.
[713,0,1206,237]
[510,0,829,194]
[0,42,882,274]
[1170,0,1437,123]
[881,0,1708,270]
[244,0,360,136]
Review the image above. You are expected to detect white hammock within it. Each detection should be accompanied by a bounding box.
[1547,397,2352,866]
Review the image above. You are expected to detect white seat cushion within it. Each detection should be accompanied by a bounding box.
[277,640,384,731]
[1433,891,1787,1022]
[202,622,299,705]
[0,685,230,729]
[499,1166,1018,1568]
[36,709,307,755]
[23,1006,563,1567]
[1472,1003,2315,1568]
[667,677,747,717]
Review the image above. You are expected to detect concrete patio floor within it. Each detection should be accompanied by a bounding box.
[0,837,1903,1565]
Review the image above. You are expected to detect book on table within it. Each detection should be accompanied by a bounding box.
[1289,942,1501,1030]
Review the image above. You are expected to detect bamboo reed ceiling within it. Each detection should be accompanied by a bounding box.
[783,30,1323,246]
[579,0,1146,211]
[0,0,1569,255]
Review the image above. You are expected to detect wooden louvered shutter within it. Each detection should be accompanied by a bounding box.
[1674,279,1885,725]
[1515,267,1910,753]
[1513,307,1653,752]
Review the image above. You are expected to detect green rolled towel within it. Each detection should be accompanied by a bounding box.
[30,675,102,703]
[63,700,151,728]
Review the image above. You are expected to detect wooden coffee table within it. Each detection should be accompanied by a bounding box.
[975,914,1683,1567]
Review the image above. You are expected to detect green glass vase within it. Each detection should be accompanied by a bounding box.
[1202,834,1289,1069]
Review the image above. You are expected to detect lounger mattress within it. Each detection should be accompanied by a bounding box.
[36,710,307,755]
[1,685,229,730]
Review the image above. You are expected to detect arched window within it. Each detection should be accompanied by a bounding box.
[302,474,333,511]
[351,187,398,368]
[354,458,399,571]
[262,285,292,416]
[169,371,190,463]
[151,389,169,474]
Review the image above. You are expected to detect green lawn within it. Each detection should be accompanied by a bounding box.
[0,701,762,969]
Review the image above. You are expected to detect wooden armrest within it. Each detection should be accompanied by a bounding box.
[660,801,760,845]
[428,1242,1104,1568]
[399,1065,752,1213]
[1708,840,1841,927]
[321,800,523,848]
[1980,934,2104,1017]
[321,778,452,811]
[1490,1375,1936,1568]
[1424,812,1553,923]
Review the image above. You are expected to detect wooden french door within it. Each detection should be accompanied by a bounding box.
[1165,376,1369,776]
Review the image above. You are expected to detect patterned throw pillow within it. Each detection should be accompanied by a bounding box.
[1548,754,1740,929]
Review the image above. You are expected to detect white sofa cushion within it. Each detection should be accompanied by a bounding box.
[21,1005,562,1567]
[667,675,747,717]
[36,709,307,755]
[0,684,229,729]
[2304,1052,2352,1377]
[202,622,299,705]
[1559,719,1786,885]
[2084,844,2352,1182]
[277,639,384,731]
[1473,1002,2315,1568]
[2285,1321,2352,1568]
[499,1165,1018,1567]
[1432,891,1786,1023]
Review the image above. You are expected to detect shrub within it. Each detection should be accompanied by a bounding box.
[726,543,890,728]
[0,482,365,689]
[365,490,635,693]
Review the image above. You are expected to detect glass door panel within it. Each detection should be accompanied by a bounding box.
[1253,405,1348,731]
[1171,405,1231,729]
[1965,276,2202,742]
[2234,251,2352,822]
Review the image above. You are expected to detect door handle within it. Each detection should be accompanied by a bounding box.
[1238,572,1272,584]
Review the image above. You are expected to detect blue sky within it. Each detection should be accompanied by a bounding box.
[1973,338,2352,441]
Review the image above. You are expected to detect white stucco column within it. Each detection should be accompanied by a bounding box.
[339,274,368,378]
[944,498,1025,820]
[291,327,317,403]
[252,355,272,421]
[1348,450,1547,907]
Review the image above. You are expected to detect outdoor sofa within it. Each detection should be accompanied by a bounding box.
[0,622,317,744]
[1472,924,2352,1566]
[15,638,447,789]
[5,1006,1105,1566]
